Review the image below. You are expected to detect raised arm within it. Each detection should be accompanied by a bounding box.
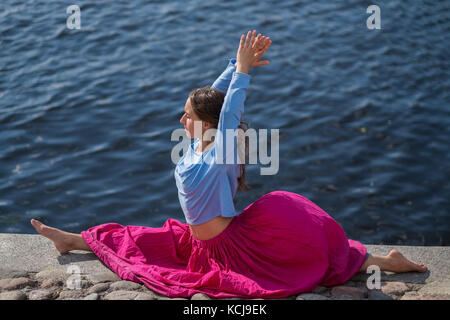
[214,72,249,165]
[214,30,271,164]
[211,59,237,93]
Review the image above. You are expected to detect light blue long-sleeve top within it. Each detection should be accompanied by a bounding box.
[174,58,250,225]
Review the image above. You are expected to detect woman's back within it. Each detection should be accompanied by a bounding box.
[174,137,241,227]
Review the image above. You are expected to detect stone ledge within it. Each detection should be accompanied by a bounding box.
[0,234,448,300]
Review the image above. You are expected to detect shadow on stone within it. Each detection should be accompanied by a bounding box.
[350,270,430,284]
[56,252,99,265]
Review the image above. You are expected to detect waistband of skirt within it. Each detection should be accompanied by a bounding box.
[191,215,240,248]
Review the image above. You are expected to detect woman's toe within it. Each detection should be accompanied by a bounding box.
[418,264,427,272]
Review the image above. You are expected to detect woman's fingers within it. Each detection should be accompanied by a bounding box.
[260,38,271,54]
[245,30,252,48]
[256,60,270,66]
[258,36,267,49]
[254,35,270,52]
[254,38,271,57]
[249,30,257,48]
[252,59,270,68]
[252,33,262,49]
[254,49,266,60]
[239,34,245,49]
[252,34,261,50]
[263,38,272,52]
[242,30,269,51]
[245,30,257,49]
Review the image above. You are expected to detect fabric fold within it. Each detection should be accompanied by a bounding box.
[82,190,367,299]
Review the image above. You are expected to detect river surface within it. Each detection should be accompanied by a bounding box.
[1,0,449,245]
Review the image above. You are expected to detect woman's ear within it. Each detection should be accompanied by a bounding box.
[203,121,213,130]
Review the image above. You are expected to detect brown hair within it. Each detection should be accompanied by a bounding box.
[188,86,250,192]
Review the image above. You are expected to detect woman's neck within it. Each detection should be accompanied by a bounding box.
[196,138,215,153]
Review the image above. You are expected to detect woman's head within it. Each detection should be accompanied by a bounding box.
[180,86,250,192]
[180,87,224,139]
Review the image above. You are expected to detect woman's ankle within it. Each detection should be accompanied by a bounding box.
[70,233,92,252]
[359,254,388,272]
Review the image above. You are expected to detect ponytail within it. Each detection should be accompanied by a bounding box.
[237,120,250,192]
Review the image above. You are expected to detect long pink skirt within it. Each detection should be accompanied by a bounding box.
[81,191,367,299]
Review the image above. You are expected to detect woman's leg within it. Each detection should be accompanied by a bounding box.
[359,250,427,273]
[30,219,91,254]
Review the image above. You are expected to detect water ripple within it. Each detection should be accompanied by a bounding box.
[0,0,448,245]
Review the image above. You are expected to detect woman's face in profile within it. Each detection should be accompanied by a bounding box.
[180,98,199,139]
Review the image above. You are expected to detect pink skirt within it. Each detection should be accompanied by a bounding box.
[81,191,367,299]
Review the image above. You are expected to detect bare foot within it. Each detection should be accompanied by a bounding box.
[30,219,72,254]
[385,249,427,273]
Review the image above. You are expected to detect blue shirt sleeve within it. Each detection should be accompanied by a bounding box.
[214,71,250,165]
[211,59,237,93]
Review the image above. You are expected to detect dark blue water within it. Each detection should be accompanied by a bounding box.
[1,0,449,245]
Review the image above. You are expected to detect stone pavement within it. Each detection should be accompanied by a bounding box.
[0,234,448,300]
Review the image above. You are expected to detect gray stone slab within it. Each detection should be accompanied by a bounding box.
[351,245,449,284]
[0,234,449,299]
[0,233,110,275]
[418,277,450,297]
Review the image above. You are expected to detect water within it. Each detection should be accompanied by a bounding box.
[1,0,449,245]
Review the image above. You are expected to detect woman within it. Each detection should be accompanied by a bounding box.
[31,30,427,299]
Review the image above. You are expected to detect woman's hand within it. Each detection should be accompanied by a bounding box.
[236,30,271,74]
[250,34,272,68]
